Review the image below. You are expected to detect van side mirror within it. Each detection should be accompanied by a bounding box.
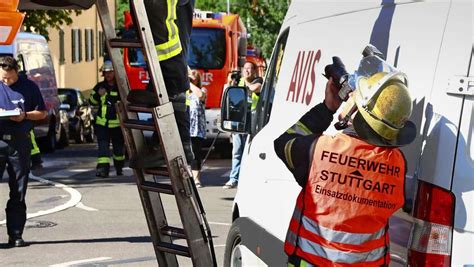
[220,86,250,133]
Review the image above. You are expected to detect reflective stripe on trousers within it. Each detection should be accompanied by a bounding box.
[30,130,40,155]
[97,157,110,164]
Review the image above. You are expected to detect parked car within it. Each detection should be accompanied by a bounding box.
[58,88,95,144]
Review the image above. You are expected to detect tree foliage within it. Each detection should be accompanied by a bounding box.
[196,0,289,59]
[21,10,82,41]
[116,0,130,29]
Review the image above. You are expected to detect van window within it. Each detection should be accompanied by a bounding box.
[23,52,57,90]
[187,28,226,69]
[252,28,289,136]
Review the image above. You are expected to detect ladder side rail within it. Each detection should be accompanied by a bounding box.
[95,0,132,107]
[131,0,214,263]
[131,0,171,105]
[117,103,178,266]
[96,1,177,265]
[152,108,214,266]
[98,0,214,265]
[95,0,146,154]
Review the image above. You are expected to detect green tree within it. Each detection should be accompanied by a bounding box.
[196,0,289,59]
[116,0,130,29]
[21,10,82,41]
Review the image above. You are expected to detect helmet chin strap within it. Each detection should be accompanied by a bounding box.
[334,97,358,130]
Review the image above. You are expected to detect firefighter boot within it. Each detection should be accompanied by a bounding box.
[114,159,124,176]
[96,163,110,178]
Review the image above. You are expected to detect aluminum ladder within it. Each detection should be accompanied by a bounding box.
[95,0,216,265]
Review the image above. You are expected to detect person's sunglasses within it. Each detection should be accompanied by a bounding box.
[0,63,15,70]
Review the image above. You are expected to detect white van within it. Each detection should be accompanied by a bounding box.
[0,32,63,152]
[219,0,473,266]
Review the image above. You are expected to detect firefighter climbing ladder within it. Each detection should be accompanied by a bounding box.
[95,0,216,266]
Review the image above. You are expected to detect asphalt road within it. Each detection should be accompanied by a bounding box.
[0,143,235,266]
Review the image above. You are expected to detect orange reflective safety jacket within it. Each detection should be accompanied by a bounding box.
[285,134,405,266]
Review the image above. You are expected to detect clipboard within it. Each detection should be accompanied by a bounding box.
[0,109,21,118]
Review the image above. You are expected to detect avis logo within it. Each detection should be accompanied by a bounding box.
[286,50,321,105]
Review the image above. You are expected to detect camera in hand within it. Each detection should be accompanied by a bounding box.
[230,70,242,85]
[323,57,352,101]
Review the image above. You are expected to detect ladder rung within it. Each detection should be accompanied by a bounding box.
[109,38,142,48]
[144,167,169,176]
[127,104,155,113]
[161,226,186,239]
[156,242,190,257]
[140,181,173,194]
[123,119,155,131]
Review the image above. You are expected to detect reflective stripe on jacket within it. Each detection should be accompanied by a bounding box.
[238,79,259,111]
[153,0,182,61]
[285,134,405,266]
[251,92,259,110]
[90,82,120,128]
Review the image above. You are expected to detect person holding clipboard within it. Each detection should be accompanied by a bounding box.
[0,56,47,247]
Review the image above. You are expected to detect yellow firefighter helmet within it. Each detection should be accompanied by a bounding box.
[352,71,416,147]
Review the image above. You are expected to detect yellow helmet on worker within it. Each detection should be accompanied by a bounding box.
[352,71,416,147]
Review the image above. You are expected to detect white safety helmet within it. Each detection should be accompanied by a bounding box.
[100,60,114,72]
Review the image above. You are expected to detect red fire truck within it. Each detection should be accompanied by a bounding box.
[122,10,265,142]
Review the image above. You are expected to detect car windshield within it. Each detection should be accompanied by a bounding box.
[187,28,226,69]
[58,89,78,108]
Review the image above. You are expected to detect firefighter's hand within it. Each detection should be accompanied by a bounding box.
[98,87,107,96]
[324,78,342,112]
[10,110,26,122]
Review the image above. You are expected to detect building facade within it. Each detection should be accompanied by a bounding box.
[47,0,116,94]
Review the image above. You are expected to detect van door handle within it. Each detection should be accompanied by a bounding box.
[259,153,266,160]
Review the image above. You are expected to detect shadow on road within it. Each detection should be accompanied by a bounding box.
[0,236,152,249]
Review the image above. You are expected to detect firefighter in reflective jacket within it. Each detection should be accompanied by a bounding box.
[274,72,416,266]
[89,61,124,178]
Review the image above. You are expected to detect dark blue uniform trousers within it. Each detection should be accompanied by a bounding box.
[0,133,31,238]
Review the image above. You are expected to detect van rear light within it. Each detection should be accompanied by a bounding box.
[408,180,455,266]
